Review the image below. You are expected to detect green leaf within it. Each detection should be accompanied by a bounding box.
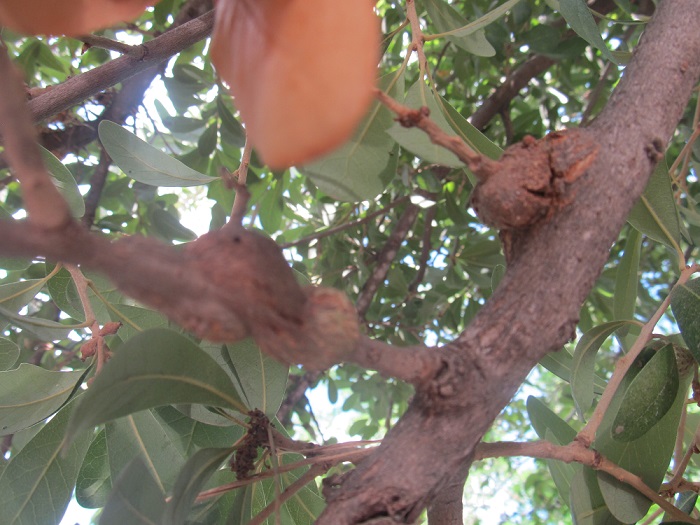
[105,410,188,494]
[538,348,607,394]
[0,278,44,313]
[0,337,19,370]
[0,364,84,435]
[39,146,85,218]
[558,0,619,63]
[100,457,166,525]
[611,344,679,442]
[388,81,464,167]
[147,204,197,241]
[99,120,217,187]
[570,468,619,525]
[164,447,233,525]
[440,97,502,160]
[527,396,577,444]
[109,304,170,341]
[544,428,577,505]
[304,71,402,201]
[76,429,112,509]
[627,160,681,256]
[217,96,246,148]
[198,123,219,157]
[527,397,579,518]
[665,492,698,522]
[0,303,72,341]
[247,446,325,524]
[594,351,691,523]
[153,405,245,452]
[258,180,284,232]
[65,328,248,445]
[0,399,92,525]
[613,228,641,322]
[491,264,505,292]
[424,0,519,56]
[671,278,700,363]
[436,0,521,39]
[47,267,121,323]
[571,321,636,417]
[226,338,289,416]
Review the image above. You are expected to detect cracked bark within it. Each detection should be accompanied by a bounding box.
[315,0,700,522]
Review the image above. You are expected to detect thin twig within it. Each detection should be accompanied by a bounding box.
[375,89,497,179]
[356,203,420,319]
[82,148,112,228]
[76,34,136,55]
[266,424,282,525]
[408,205,436,293]
[280,196,411,249]
[228,138,253,228]
[195,448,371,502]
[476,440,699,524]
[247,464,328,525]
[65,264,112,374]
[405,0,430,80]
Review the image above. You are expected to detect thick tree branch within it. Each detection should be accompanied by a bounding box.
[469,55,555,132]
[315,1,700,522]
[27,9,214,124]
[0,44,72,229]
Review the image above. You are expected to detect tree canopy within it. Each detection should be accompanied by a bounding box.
[1,0,700,524]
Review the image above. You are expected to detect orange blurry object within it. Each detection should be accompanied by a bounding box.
[211,0,379,169]
[0,0,153,36]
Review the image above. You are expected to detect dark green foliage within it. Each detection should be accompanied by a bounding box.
[1,0,698,524]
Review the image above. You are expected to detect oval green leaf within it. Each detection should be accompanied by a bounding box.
[100,456,166,525]
[627,160,681,257]
[65,328,247,445]
[0,303,73,341]
[611,344,679,442]
[226,338,289,417]
[76,429,112,509]
[0,364,84,435]
[613,228,641,322]
[99,120,217,187]
[571,320,637,418]
[0,278,44,314]
[304,71,402,201]
[164,447,233,525]
[594,350,691,523]
[105,410,187,494]
[558,0,620,63]
[0,399,92,525]
[0,337,19,371]
[671,277,700,363]
[39,146,85,218]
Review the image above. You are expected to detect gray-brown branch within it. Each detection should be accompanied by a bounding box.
[314,0,700,522]
[27,9,214,124]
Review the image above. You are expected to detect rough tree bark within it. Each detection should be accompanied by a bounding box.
[0,1,698,523]
[315,1,700,523]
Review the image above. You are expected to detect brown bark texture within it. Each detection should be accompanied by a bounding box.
[0,0,698,523]
[315,0,700,522]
